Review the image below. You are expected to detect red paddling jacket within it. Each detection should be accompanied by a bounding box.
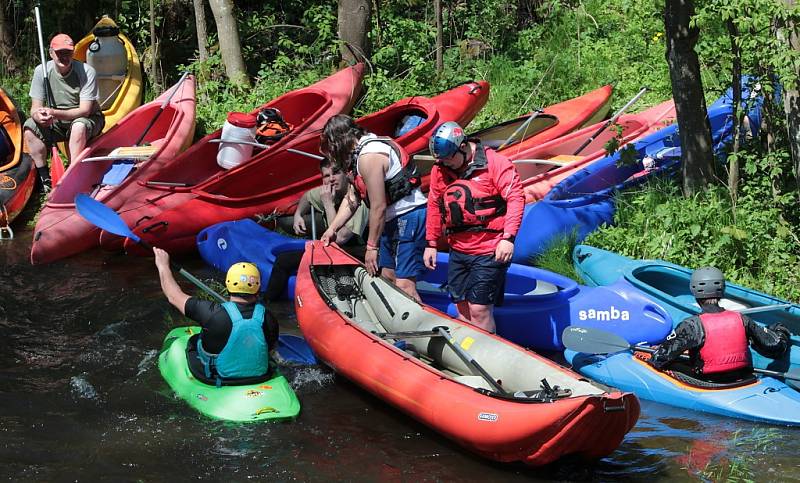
[426,142,524,255]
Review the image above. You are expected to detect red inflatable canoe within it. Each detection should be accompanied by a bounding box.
[115,80,490,256]
[294,241,640,466]
[0,87,36,235]
[29,75,197,264]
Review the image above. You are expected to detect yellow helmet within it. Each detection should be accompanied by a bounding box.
[225,262,261,294]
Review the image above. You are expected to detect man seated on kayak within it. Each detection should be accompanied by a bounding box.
[423,121,525,333]
[154,248,278,385]
[264,157,368,301]
[24,33,105,191]
[650,266,791,382]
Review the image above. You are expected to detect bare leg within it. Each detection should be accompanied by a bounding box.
[395,277,421,303]
[467,303,496,333]
[68,123,89,165]
[24,128,47,168]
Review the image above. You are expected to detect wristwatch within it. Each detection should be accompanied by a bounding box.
[501,232,516,243]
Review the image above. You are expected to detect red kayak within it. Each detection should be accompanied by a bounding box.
[474,84,613,158]
[115,80,490,256]
[0,87,36,236]
[30,75,197,264]
[294,241,640,466]
[510,99,677,202]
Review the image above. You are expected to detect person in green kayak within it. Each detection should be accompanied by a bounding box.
[23,33,105,191]
[650,266,791,381]
[154,247,278,386]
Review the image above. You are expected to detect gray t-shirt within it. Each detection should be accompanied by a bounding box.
[29,60,99,109]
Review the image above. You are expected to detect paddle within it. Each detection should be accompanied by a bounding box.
[133,70,191,147]
[434,326,510,396]
[496,109,544,151]
[562,326,800,390]
[73,194,317,365]
[737,303,792,315]
[572,86,649,156]
[33,1,66,185]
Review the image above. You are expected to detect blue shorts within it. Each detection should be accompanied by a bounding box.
[447,249,509,306]
[379,205,427,279]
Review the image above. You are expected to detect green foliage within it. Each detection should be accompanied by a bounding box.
[584,173,800,301]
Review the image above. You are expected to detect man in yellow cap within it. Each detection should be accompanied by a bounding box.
[154,247,277,385]
[23,33,105,191]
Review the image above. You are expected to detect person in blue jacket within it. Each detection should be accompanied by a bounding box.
[154,247,277,385]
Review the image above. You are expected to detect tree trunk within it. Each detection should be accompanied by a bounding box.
[0,0,19,76]
[149,0,163,92]
[192,0,209,62]
[337,0,371,65]
[778,0,800,191]
[208,0,250,87]
[664,0,715,196]
[434,0,443,72]
[726,20,742,205]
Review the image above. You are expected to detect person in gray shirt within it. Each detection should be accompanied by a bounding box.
[23,33,104,191]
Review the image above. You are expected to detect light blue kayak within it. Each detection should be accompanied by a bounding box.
[564,349,800,426]
[572,244,800,372]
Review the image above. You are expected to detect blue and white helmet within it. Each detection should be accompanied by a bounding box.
[429,121,466,159]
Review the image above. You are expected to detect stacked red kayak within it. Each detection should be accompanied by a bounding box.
[510,99,677,202]
[294,241,640,466]
[30,75,197,264]
[474,84,613,158]
[114,79,491,256]
[0,87,36,234]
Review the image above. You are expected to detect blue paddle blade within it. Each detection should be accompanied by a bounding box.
[75,194,140,242]
[276,334,318,365]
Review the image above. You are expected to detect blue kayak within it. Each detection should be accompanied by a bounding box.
[564,349,800,425]
[198,219,672,350]
[512,79,763,264]
[197,219,305,298]
[572,244,800,372]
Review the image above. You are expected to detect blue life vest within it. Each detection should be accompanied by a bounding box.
[197,302,269,383]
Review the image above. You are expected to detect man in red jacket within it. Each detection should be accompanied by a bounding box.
[423,121,525,333]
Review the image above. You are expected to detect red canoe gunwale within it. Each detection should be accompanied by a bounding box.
[295,241,640,466]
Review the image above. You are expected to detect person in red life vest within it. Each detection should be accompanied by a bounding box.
[422,121,525,333]
[319,114,428,301]
[650,266,791,381]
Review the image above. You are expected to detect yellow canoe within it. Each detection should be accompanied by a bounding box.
[74,15,143,132]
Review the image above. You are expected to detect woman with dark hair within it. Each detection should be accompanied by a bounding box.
[319,114,427,301]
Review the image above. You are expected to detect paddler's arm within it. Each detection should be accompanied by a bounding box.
[320,185,358,245]
[153,247,190,315]
[650,316,703,369]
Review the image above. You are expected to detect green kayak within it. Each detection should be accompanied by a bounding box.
[158,326,301,422]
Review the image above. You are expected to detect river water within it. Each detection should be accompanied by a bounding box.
[2,206,799,481]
